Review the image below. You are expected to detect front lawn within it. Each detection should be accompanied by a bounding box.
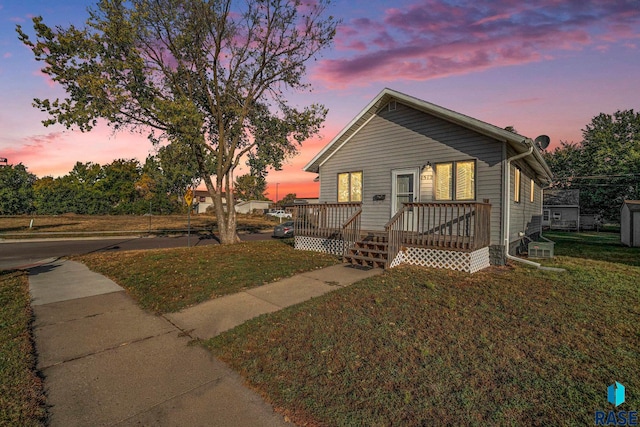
[0,270,47,426]
[205,235,640,425]
[75,240,340,313]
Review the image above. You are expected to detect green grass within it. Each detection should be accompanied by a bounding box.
[543,231,640,266]
[0,270,47,426]
[205,235,640,426]
[75,240,340,313]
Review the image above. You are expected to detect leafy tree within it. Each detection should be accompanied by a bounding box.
[0,164,36,214]
[155,143,207,206]
[33,176,76,214]
[67,162,110,214]
[138,155,184,214]
[33,163,112,214]
[279,192,297,207]
[98,159,142,214]
[18,0,337,243]
[543,110,640,220]
[33,176,56,214]
[234,174,267,201]
[69,161,102,185]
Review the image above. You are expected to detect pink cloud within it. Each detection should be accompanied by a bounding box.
[472,12,513,26]
[315,0,640,86]
[3,52,12,59]
[32,70,56,88]
[3,123,155,178]
[22,131,67,148]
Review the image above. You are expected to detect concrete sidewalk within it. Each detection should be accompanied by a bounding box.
[30,259,381,426]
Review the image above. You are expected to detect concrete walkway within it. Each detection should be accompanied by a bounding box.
[29,259,381,426]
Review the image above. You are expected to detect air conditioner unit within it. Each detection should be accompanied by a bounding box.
[528,241,554,258]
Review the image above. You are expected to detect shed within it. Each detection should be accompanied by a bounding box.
[620,200,640,247]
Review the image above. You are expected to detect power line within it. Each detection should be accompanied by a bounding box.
[558,173,640,180]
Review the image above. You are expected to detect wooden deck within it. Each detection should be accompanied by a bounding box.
[294,202,491,269]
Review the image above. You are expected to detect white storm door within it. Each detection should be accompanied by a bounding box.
[392,168,419,231]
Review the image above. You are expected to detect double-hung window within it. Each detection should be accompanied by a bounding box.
[337,171,362,202]
[434,160,475,201]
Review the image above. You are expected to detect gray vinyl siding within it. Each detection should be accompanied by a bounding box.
[318,102,504,246]
[621,205,631,246]
[508,147,544,249]
[620,203,640,247]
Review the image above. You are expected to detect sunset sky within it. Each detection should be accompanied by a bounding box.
[1,1,639,199]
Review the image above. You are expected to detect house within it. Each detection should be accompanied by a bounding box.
[193,190,215,214]
[235,200,272,214]
[294,197,320,204]
[294,88,553,273]
[621,200,640,247]
[193,191,271,215]
[192,190,229,214]
[542,189,580,231]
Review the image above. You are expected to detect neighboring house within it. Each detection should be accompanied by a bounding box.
[193,190,227,214]
[293,198,319,204]
[294,88,553,273]
[621,200,640,247]
[193,190,214,214]
[542,189,580,231]
[193,192,271,215]
[235,200,272,214]
[281,198,320,209]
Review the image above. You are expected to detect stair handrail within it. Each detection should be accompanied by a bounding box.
[341,207,362,257]
[422,207,475,236]
[384,205,408,268]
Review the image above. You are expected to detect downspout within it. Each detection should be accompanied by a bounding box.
[502,141,533,258]
[502,141,565,272]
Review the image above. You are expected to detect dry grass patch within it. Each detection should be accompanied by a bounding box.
[75,240,339,313]
[0,270,47,426]
[0,213,278,237]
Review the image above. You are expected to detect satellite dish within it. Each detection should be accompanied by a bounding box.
[535,135,550,150]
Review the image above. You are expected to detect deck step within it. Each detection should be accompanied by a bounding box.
[347,248,387,256]
[343,239,389,269]
[343,254,387,269]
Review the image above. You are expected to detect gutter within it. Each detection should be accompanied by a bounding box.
[502,141,534,252]
[503,153,566,271]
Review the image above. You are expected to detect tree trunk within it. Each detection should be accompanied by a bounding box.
[207,179,241,244]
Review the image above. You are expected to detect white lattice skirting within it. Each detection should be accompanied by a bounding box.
[390,246,490,273]
[295,236,346,256]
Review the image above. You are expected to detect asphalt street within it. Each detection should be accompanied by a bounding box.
[0,231,272,270]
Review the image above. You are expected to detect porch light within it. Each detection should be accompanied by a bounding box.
[422,162,432,171]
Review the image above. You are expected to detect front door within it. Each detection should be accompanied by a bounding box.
[392,168,419,231]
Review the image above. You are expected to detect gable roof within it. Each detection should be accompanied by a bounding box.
[623,200,640,212]
[304,88,553,183]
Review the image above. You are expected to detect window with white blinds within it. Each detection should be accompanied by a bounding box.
[435,163,453,200]
[455,160,475,200]
[435,160,475,201]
